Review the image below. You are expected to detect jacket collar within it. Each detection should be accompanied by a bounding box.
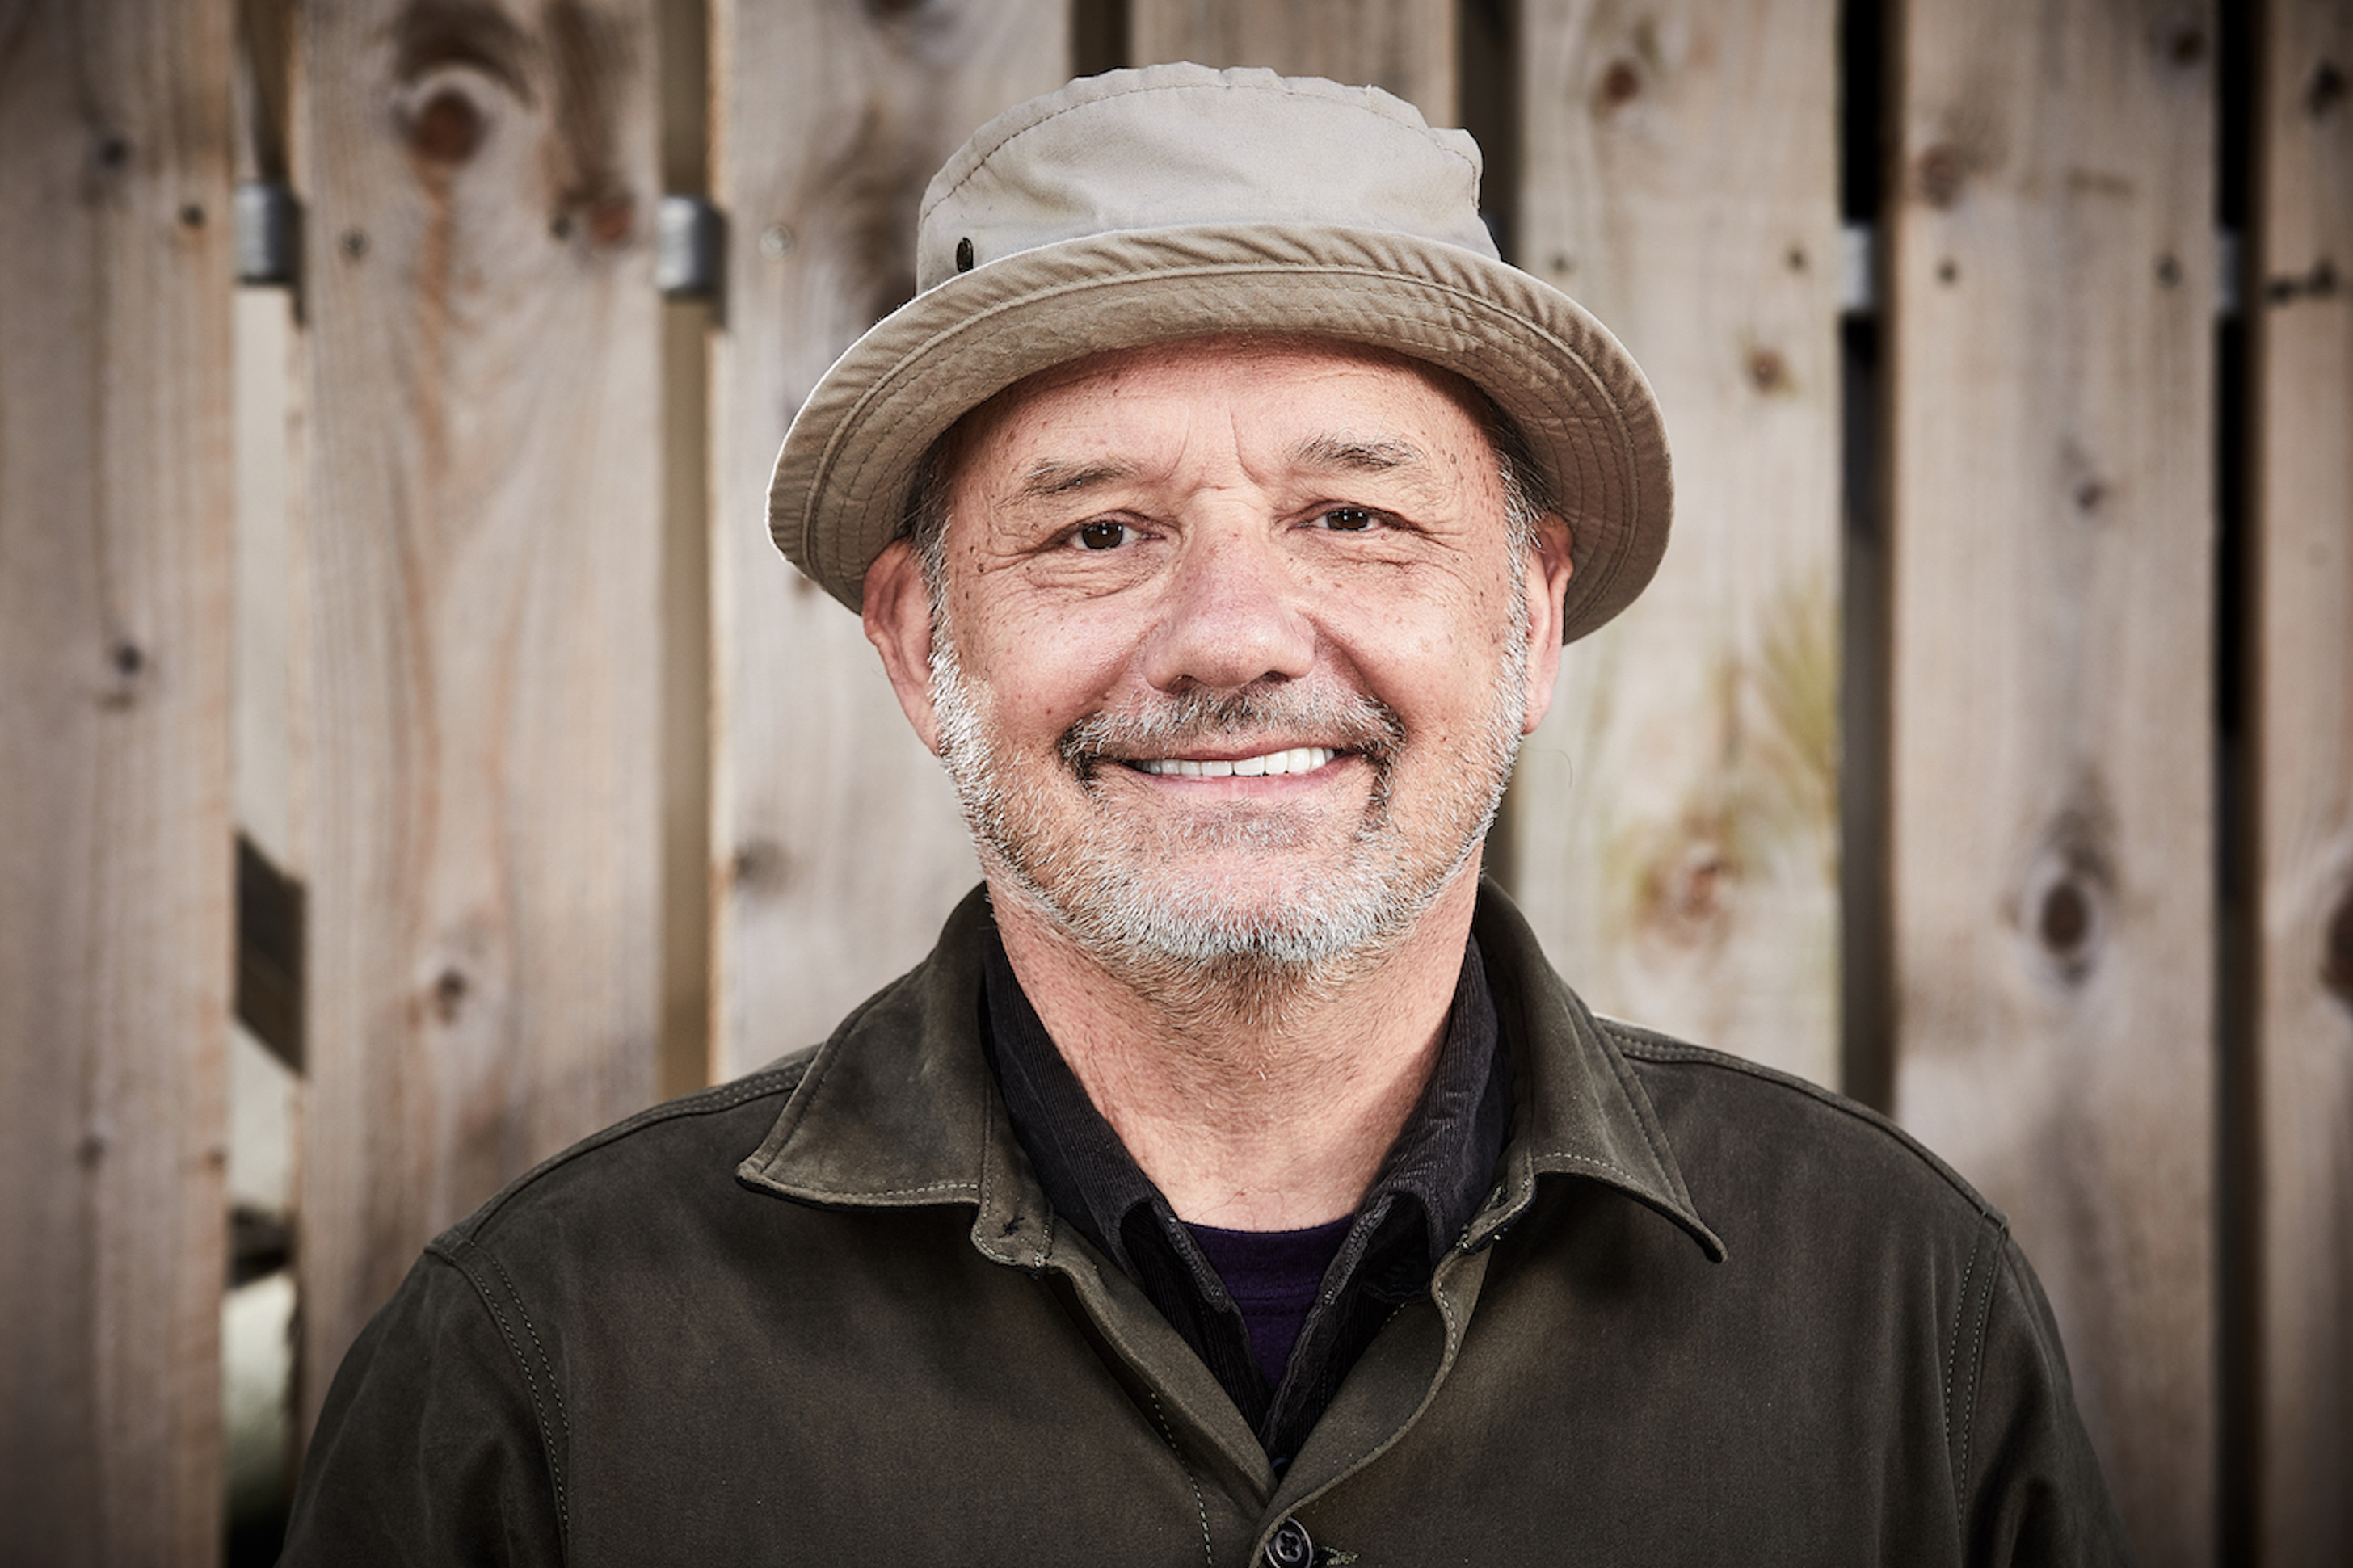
[737,881,1723,1264]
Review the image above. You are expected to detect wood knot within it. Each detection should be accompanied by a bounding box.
[94,134,130,172]
[2165,27,2207,67]
[2264,257,2341,305]
[431,966,469,1023]
[1936,258,1959,285]
[2039,880,2091,956]
[409,90,485,166]
[2021,815,2113,984]
[77,1131,109,1168]
[179,204,206,229]
[730,839,792,895]
[1598,59,1643,108]
[1635,830,1734,948]
[2322,888,2353,1007]
[2073,478,2107,514]
[1915,144,1965,208]
[1745,347,1790,394]
[340,229,370,261]
[2308,60,2347,118]
[2155,254,2181,288]
[101,640,146,709]
[585,194,634,246]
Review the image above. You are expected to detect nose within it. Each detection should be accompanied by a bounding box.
[1139,523,1316,693]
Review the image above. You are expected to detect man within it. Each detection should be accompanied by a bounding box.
[284,65,2128,1564]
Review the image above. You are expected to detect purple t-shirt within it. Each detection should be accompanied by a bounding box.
[1184,1216,1357,1391]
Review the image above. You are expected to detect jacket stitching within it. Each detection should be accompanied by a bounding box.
[1608,1030,2004,1220]
[483,1248,570,1452]
[1143,1390,1214,1568]
[834,1179,977,1200]
[1958,1233,2001,1516]
[471,1064,810,1231]
[439,1242,570,1549]
[1589,1031,1686,1183]
[1943,1225,1985,1531]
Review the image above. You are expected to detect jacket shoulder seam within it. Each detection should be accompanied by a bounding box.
[464,1058,815,1233]
[427,1234,573,1553]
[1601,1022,2004,1221]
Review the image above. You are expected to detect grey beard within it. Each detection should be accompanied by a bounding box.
[925,616,1529,1013]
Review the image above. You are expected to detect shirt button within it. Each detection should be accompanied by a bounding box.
[1265,1516,1315,1567]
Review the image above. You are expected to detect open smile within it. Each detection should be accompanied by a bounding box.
[1126,746,1339,779]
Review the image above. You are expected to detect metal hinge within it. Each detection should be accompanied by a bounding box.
[234,182,301,288]
[657,195,723,301]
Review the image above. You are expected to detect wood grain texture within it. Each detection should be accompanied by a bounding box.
[707,0,1064,1079]
[293,0,664,1430]
[2253,2,2353,1559]
[1130,0,1457,122]
[1511,0,1844,1087]
[0,0,237,1559]
[1886,2,2216,1557]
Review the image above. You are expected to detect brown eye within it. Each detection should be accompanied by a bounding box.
[1320,507,1378,532]
[1076,520,1128,550]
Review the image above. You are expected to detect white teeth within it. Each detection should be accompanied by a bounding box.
[1134,746,1336,777]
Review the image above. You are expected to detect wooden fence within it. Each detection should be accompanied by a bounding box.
[1,0,2346,1562]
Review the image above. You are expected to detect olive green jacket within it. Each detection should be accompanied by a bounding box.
[283,885,2132,1566]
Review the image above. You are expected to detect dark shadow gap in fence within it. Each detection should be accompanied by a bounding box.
[1837,0,1894,1113]
[2214,0,2258,1561]
[659,0,716,1101]
[1459,0,1518,261]
[1074,0,1130,76]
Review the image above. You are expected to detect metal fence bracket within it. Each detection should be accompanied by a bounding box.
[657,195,724,301]
[234,182,300,288]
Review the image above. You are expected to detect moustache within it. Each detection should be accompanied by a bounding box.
[1056,683,1406,782]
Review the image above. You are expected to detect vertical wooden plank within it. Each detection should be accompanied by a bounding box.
[2252,2,2353,1559]
[1130,0,1458,122]
[0,0,236,1560]
[293,0,665,1428]
[707,0,1065,1078]
[1513,0,1844,1087]
[1887,2,2216,1558]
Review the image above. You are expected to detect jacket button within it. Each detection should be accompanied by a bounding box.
[1265,1516,1315,1567]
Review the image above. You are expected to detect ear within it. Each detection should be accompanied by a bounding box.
[1517,515,1575,736]
[861,539,943,756]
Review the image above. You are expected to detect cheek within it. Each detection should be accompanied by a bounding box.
[950,591,1135,738]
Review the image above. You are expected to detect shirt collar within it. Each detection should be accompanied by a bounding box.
[979,924,1510,1286]
[737,882,1722,1266]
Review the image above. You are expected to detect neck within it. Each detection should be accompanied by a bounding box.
[990,864,1483,1231]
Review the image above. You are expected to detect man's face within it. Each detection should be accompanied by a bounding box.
[867,337,1572,984]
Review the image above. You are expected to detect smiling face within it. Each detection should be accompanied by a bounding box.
[865,337,1573,994]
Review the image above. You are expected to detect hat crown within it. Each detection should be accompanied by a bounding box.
[916,64,1496,293]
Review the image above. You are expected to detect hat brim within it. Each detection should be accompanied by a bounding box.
[769,222,1671,645]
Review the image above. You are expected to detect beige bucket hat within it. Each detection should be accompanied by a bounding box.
[768,63,1672,645]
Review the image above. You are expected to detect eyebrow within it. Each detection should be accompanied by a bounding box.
[1012,459,1139,502]
[1286,433,1429,473]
